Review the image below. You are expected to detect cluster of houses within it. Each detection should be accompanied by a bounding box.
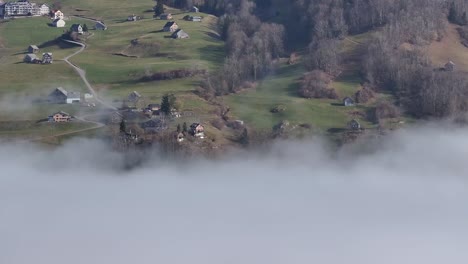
[0,0,49,18]
[23,46,52,64]
[162,21,189,39]
[121,91,205,139]
[127,14,141,22]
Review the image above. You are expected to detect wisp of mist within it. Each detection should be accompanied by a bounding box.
[1,124,467,264]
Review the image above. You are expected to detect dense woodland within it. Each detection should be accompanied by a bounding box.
[159,0,468,120]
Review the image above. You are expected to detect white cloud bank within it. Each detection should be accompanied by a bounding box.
[1,124,468,264]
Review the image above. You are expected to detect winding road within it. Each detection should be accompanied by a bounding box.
[26,35,120,142]
[62,38,117,111]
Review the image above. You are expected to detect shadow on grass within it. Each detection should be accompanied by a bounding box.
[330,103,345,106]
[327,128,346,133]
[37,38,76,50]
[203,31,221,41]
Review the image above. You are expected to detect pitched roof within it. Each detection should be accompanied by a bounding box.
[95,21,107,29]
[163,21,176,28]
[67,92,81,99]
[129,91,141,97]
[71,24,82,31]
[52,111,71,116]
[29,45,39,49]
[25,54,37,60]
[172,29,189,38]
[446,61,455,66]
[142,119,164,127]
[55,87,68,96]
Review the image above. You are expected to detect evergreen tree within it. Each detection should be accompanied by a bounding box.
[154,2,164,16]
[82,24,88,32]
[119,119,126,133]
[239,128,249,146]
[160,94,171,115]
[177,124,181,133]
[449,3,457,23]
[182,122,188,133]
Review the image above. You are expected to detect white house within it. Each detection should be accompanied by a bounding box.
[53,18,65,27]
[53,10,64,20]
[39,4,49,15]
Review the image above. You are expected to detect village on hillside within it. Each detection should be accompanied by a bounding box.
[0,0,218,149]
[0,0,467,150]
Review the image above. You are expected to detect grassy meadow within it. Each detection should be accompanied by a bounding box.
[0,0,415,142]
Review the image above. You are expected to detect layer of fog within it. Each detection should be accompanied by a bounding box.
[1,124,468,264]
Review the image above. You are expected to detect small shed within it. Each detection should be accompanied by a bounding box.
[42,52,53,64]
[23,53,38,63]
[172,29,189,39]
[28,45,39,53]
[191,6,199,13]
[163,21,178,32]
[127,14,138,21]
[343,97,354,106]
[95,21,107,30]
[445,61,455,72]
[160,13,173,20]
[348,119,361,130]
[176,132,185,142]
[190,16,202,22]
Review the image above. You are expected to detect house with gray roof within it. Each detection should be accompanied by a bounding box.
[172,29,189,39]
[141,119,167,133]
[163,21,178,32]
[48,87,80,104]
[127,91,141,103]
[23,53,38,63]
[28,45,39,53]
[70,24,83,34]
[95,21,107,30]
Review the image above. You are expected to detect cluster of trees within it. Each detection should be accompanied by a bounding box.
[364,30,468,117]
[140,68,206,82]
[449,0,468,25]
[160,94,180,115]
[160,0,468,119]
[200,0,284,96]
[298,70,338,99]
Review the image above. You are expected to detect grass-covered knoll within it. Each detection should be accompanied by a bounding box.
[0,16,92,99]
[69,12,223,94]
[225,63,375,134]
